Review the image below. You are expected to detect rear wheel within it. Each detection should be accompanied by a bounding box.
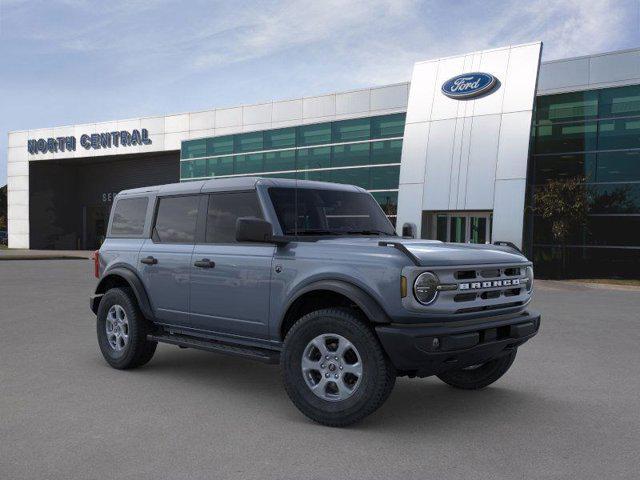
[96,287,157,369]
[281,308,395,427]
[436,350,517,390]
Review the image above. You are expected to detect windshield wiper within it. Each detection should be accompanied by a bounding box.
[345,230,392,236]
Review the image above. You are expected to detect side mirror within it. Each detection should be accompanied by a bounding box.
[236,217,274,243]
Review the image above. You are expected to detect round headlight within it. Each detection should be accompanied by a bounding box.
[525,266,534,292]
[414,272,439,305]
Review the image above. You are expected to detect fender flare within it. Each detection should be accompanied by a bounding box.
[280,279,391,331]
[92,266,154,320]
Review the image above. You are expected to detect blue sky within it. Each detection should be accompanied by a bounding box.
[2,0,639,186]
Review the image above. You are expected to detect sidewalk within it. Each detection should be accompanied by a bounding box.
[0,249,93,260]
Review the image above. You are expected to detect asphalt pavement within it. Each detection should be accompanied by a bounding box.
[1,260,639,480]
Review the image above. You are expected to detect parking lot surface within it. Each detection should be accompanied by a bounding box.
[1,260,639,480]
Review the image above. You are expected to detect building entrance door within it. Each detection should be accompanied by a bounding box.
[428,212,492,244]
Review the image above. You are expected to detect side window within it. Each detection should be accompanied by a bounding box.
[153,195,200,244]
[205,192,263,243]
[110,197,148,236]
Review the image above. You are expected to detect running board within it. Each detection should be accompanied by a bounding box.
[148,333,280,364]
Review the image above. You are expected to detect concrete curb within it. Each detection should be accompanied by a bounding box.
[0,255,91,261]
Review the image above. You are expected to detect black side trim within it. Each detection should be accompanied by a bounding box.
[282,279,391,326]
[92,266,154,320]
[378,241,421,266]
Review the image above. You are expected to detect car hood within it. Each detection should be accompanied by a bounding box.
[313,236,528,266]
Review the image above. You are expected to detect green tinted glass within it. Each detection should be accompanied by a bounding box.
[332,118,370,142]
[180,160,194,178]
[329,168,370,189]
[297,123,331,146]
[181,139,206,159]
[370,166,400,190]
[535,91,598,123]
[264,128,296,149]
[207,156,234,177]
[598,119,640,150]
[332,143,370,167]
[371,113,406,139]
[598,84,640,118]
[234,132,263,153]
[532,153,597,183]
[296,147,331,170]
[206,136,233,156]
[534,121,598,154]
[596,151,640,182]
[264,150,296,172]
[234,153,263,174]
[298,169,331,182]
[371,139,402,164]
[371,191,398,216]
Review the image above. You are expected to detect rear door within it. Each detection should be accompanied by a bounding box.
[138,194,201,326]
[189,191,275,339]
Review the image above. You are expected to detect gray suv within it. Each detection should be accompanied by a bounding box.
[91,177,540,426]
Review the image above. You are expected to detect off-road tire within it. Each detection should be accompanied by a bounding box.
[437,349,517,390]
[281,308,396,427]
[96,287,157,369]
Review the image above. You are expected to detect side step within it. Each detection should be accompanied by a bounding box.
[148,332,280,364]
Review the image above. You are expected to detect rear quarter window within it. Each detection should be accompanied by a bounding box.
[110,197,149,236]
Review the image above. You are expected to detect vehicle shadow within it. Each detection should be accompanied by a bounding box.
[120,345,557,432]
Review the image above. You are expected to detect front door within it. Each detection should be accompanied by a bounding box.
[138,194,200,326]
[189,191,274,339]
[430,212,492,244]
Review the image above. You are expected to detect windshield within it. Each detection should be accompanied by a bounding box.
[268,187,396,236]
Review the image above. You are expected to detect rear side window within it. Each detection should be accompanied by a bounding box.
[153,195,200,244]
[205,192,263,243]
[110,197,148,236]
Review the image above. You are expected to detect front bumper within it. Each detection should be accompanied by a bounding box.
[375,310,541,377]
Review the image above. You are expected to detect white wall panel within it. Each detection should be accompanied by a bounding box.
[538,58,589,92]
[472,48,510,117]
[430,56,467,121]
[406,63,439,124]
[396,183,423,233]
[215,107,242,128]
[8,147,27,163]
[303,95,335,118]
[495,110,534,179]
[8,131,28,147]
[336,90,370,115]
[370,84,408,111]
[164,114,189,133]
[272,99,303,122]
[463,114,501,209]
[398,122,430,185]
[7,161,28,177]
[492,179,527,245]
[502,43,541,113]
[189,111,215,131]
[243,103,272,125]
[140,116,165,134]
[8,233,29,249]
[422,119,456,211]
[589,50,640,85]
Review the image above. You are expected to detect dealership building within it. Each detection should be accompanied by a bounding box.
[6,42,640,277]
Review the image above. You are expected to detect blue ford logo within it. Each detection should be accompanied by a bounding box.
[441,72,497,99]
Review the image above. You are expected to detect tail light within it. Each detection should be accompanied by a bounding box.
[93,250,100,278]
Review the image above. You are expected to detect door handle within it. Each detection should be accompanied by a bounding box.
[194,258,215,269]
[140,256,158,265]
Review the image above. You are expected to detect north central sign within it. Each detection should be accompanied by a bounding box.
[27,128,152,155]
[441,72,497,99]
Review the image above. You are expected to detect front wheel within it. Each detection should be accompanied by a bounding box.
[281,308,396,427]
[436,350,517,390]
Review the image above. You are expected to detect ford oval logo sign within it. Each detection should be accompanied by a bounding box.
[441,72,497,99]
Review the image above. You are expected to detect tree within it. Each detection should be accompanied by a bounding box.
[0,184,7,230]
[534,177,589,277]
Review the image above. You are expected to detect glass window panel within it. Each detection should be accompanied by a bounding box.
[370,166,400,190]
[234,153,263,174]
[449,217,466,243]
[532,153,597,183]
[597,119,640,150]
[264,150,295,172]
[589,183,640,214]
[371,139,402,164]
[234,131,263,153]
[534,121,598,154]
[110,197,148,236]
[332,143,370,167]
[535,91,598,123]
[296,147,331,170]
[297,123,331,146]
[329,168,370,189]
[371,113,406,139]
[181,139,206,159]
[332,118,370,142]
[153,195,199,244]
[180,160,193,179]
[264,128,296,149]
[205,192,263,243]
[297,169,330,182]
[436,214,447,241]
[469,217,487,244]
[207,156,234,177]
[371,191,398,216]
[595,151,640,182]
[206,136,233,156]
[598,84,640,118]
